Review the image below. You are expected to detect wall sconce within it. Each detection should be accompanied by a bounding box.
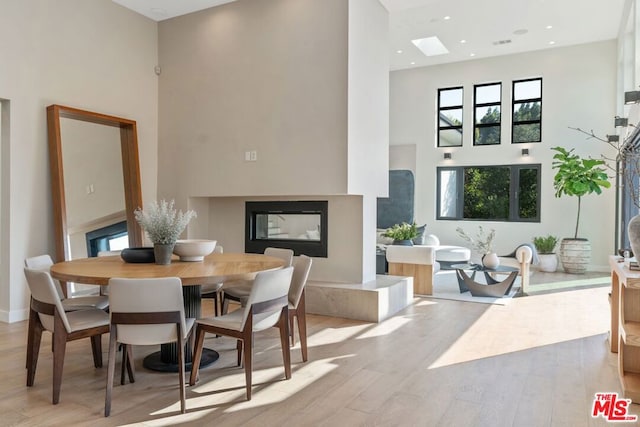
[607,135,620,142]
[625,91,640,104]
[443,152,452,159]
[615,116,629,127]
[521,148,529,156]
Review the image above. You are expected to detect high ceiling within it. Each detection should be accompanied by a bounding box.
[113,0,627,71]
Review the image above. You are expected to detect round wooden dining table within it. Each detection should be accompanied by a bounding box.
[50,252,286,372]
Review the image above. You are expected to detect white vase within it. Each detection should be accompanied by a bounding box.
[482,252,500,269]
[629,214,640,260]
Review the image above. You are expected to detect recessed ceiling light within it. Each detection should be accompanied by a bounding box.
[460,39,467,44]
[412,36,449,57]
[513,29,528,35]
[396,50,403,54]
[549,41,556,45]
[443,16,451,20]
[546,25,553,29]
[410,61,416,65]
[470,53,476,57]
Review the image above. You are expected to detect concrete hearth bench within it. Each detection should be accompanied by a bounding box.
[385,245,471,295]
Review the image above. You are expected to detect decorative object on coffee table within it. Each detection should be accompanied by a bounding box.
[134,199,197,265]
[456,226,498,268]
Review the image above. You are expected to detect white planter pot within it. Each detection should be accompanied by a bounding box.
[537,253,558,272]
[559,238,590,274]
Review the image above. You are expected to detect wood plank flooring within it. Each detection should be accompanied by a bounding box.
[0,272,634,426]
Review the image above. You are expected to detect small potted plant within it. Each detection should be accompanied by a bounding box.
[532,235,559,272]
[384,222,419,246]
[134,199,197,265]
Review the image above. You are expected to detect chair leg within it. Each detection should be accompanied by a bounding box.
[243,335,253,400]
[236,340,243,367]
[91,334,103,368]
[126,344,135,383]
[177,329,186,414]
[296,294,308,362]
[213,292,219,317]
[222,294,229,315]
[278,308,292,380]
[52,314,68,405]
[120,344,128,385]
[26,309,43,387]
[105,326,118,417]
[289,312,295,346]
[189,327,206,386]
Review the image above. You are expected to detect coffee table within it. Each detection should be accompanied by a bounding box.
[451,263,520,298]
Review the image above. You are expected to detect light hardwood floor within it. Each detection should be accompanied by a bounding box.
[0,272,633,426]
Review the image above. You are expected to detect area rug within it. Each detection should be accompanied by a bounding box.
[426,270,521,305]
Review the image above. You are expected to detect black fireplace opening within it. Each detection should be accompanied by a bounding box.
[85,220,128,257]
[245,201,328,257]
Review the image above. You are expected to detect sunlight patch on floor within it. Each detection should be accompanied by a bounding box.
[356,315,412,339]
[427,286,610,369]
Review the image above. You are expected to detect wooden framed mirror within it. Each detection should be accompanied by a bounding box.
[46,104,143,271]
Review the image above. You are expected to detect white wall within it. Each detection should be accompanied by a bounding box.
[390,41,618,270]
[0,0,158,322]
[158,0,389,283]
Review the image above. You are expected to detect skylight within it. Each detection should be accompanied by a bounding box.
[411,36,449,57]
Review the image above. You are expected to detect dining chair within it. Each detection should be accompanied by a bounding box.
[105,276,195,416]
[286,255,313,362]
[24,254,109,311]
[23,267,110,404]
[190,266,294,400]
[201,245,224,316]
[222,247,294,314]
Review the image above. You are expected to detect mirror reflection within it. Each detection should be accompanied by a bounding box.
[60,118,127,259]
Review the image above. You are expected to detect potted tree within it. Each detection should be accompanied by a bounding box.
[384,222,419,246]
[551,146,611,273]
[532,235,559,272]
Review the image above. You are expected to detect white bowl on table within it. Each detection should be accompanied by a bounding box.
[173,239,217,262]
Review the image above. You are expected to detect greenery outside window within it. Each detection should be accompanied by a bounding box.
[436,164,540,222]
[473,82,501,145]
[437,87,463,147]
[512,78,542,143]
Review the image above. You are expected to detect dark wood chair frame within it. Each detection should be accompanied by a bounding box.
[105,311,186,417]
[288,290,308,362]
[189,295,292,400]
[26,297,109,404]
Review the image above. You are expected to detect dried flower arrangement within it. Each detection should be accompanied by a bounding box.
[134,199,197,245]
[456,226,495,255]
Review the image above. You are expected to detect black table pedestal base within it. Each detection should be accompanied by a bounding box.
[143,348,219,373]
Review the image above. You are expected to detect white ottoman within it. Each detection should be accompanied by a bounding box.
[435,246,471,265]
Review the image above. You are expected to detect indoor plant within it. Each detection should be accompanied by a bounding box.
[134,199,197,265]
[456,226,498,268]
[384,222,419,246]
[532,235,559,272]
[551,146,611,273]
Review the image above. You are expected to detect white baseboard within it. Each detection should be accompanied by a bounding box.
[0,308,28,323]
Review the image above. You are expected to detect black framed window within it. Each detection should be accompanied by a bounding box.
[436,164,540,222]
[473,83,501,145]
[512,78,542,143]
[437,87,463,147]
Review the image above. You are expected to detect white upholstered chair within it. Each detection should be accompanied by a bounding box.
[24,267,110,404]
[105,277,195,416]
[498,245,535,293]
[190,266,294,400]
[24,254,109,311]
[222,247,294,314]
